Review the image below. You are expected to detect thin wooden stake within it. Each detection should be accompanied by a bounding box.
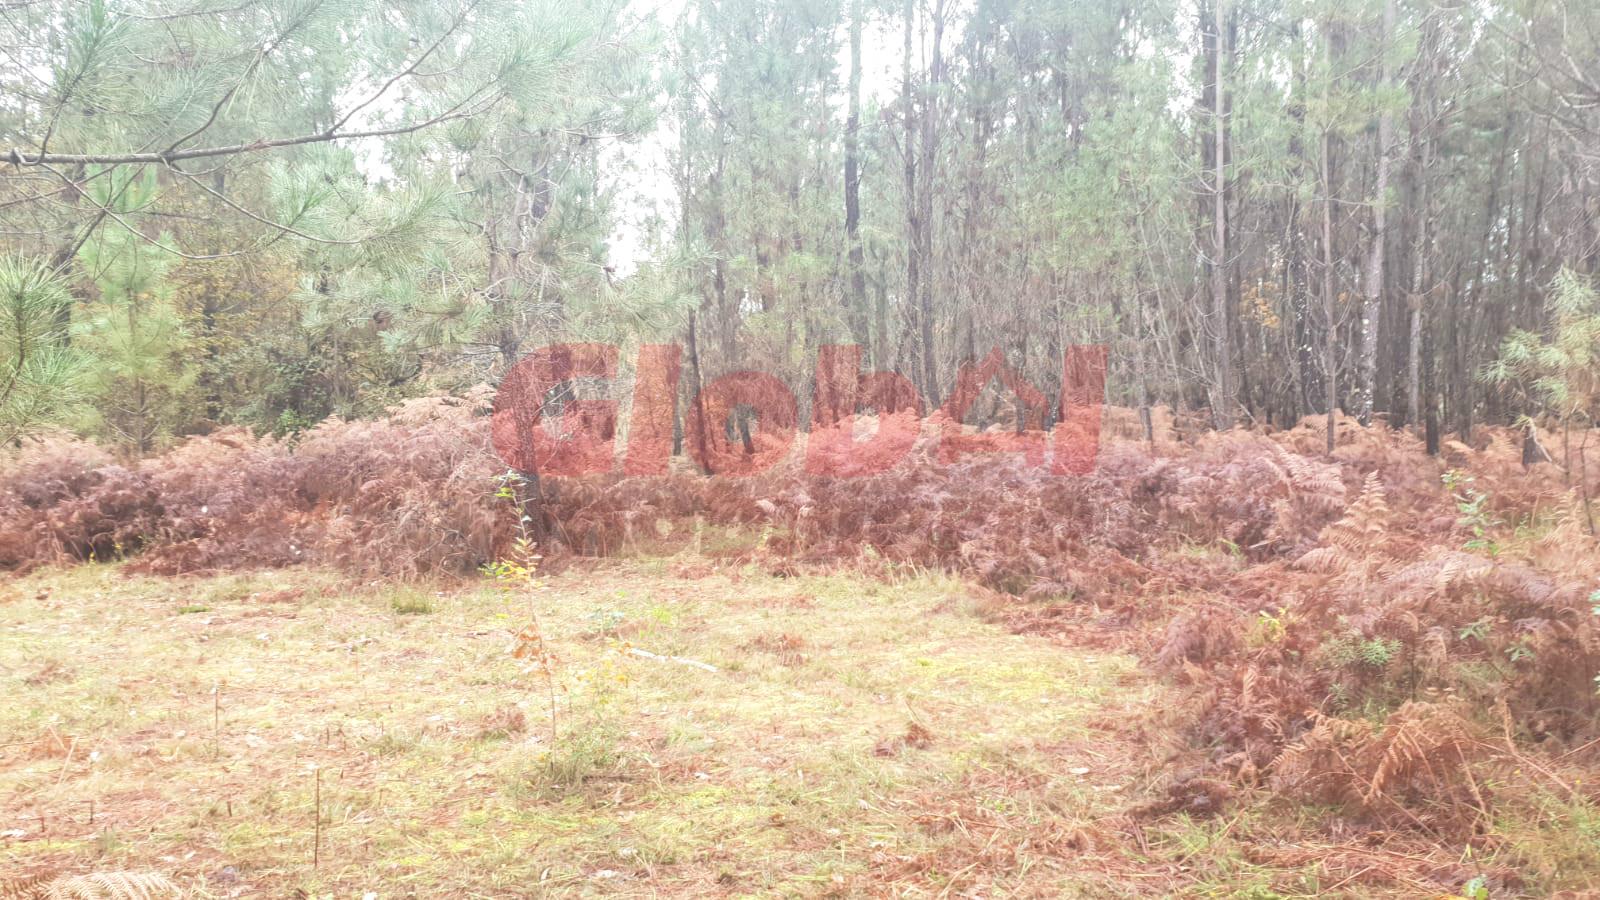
[312,767,322,870]
[55,737,77,786]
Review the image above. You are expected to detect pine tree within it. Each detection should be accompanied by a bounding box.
[74,170,196,452]
[0,259,82,444]
[1485,268,1600,529]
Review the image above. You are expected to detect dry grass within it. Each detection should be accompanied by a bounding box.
[1,555,1592,897]
[0,559,1152,896]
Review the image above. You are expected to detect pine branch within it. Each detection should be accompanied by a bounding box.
[7,103,498,168]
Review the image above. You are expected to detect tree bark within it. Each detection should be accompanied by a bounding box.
[1406,136,1431,433]
[1358,0,1395,427]
[916,0,947,404]
[1320,23,1340,455]
[843,0,869,358]
[1210,0,1236,428]
[902,0,923,400]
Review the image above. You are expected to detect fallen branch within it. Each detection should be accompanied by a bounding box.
[626,647,719,673]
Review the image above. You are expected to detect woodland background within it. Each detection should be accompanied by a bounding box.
[1,0,1598,453]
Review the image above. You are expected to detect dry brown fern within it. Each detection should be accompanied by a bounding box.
[1269,701,1485,831]
[1291,545,1348,574]
[1154,607,1240,669]
[42,873,181,900]
[1416,625,1451,686]
[0,873,180,900]
[1361,702,1479,806]
[1265,710,1373,805]
[0,875,52,900]
[1292,473,1389,574]
[1278,446,1347,501]
[1323,472,1389,553]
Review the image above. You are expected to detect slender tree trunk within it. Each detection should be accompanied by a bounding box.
[1287,21,1318,420]
[1404,12,1439,435]
[1445,262,1465,438]
[686,309,710,473]
[1359,0,1395,427]
[916,0,947,404]
[710,123,734,369]
[875,259,889,372]
[1320,19,1339,456]
[902,0,923,400]
[1407,137,1430,433]
[1406,289,1424,433]
[843,0,868,358]
[1211,0,1235,428]
[1516,126,1551,332]
[1323,139,1338,457]
[1136,289,1155,443]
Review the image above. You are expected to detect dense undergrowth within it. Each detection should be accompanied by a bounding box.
[4,393,1599,853]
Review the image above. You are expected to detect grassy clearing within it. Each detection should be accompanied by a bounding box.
[0,558,1160,896]
[1,557,1585,897]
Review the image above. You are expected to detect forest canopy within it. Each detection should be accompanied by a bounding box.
[1,0,1598,452]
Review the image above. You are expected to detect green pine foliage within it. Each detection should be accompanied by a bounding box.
[1485,269,1600,425]
[0,258,82,444]
[74,220,196,452]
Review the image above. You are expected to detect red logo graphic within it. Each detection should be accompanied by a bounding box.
[491,344,1107,478]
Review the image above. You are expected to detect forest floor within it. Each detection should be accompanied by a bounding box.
[0,552,1562,897]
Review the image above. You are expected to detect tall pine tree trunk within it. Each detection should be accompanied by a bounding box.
[1210,0,1236,428]
[902,0,923,400]
[1359,0,1394,427]
[1320,20,1340,455]
[1407,136,1431,433]
[843,0,868,360]
[916,0,946,404]
[1322,127,1339,455]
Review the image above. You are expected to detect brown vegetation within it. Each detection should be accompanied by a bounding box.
[4,398,1600,857]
